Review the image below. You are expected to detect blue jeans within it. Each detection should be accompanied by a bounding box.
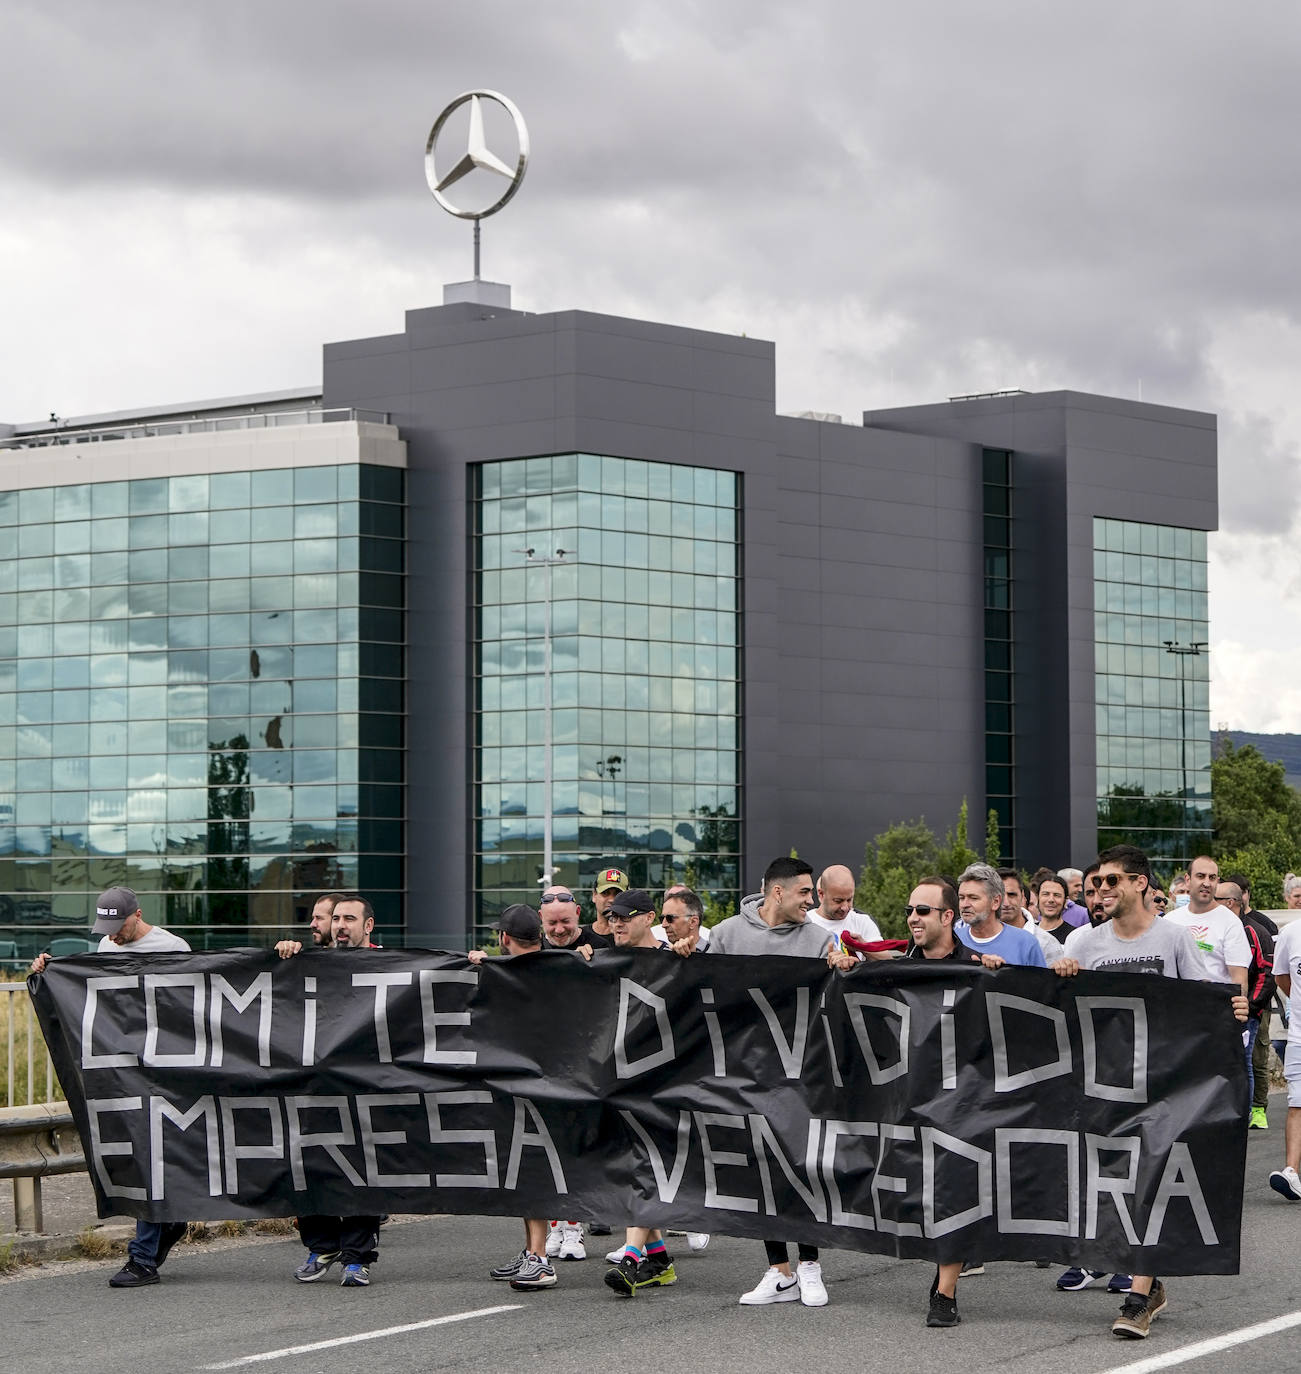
[127,1220,186,1269]
[1245,1017,1260,1108]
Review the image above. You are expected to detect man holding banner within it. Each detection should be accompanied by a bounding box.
[1055,844,1248,1340]
[688,856,844,1308]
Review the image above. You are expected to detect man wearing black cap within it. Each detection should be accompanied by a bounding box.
[475,905,571,1290]
[600,889,685,1297]
[31,888,190,1289]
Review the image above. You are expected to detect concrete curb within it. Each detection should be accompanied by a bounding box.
[1,1221,134,1263]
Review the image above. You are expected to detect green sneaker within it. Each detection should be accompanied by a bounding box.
[1250,1106,1269,1130]
[641,1254,677,1287]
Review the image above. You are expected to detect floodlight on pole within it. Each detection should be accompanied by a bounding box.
[1163,639,1207,814]
[515,546,572,890]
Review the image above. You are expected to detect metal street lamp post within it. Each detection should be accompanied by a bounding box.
[515,547,570,891]
[1163,639,1207,823]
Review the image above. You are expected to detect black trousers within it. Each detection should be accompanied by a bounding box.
[298,1215,381,1265]
[764,1240,818,1266]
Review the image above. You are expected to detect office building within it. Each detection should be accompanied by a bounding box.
[0,302,1214,952]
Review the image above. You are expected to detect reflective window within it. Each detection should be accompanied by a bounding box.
[472,454,742,942]
[1093,517,1210,861]
[0,465,406,954]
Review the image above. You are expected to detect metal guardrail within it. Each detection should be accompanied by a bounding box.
[0,1102,83,1232]
[2,982,56,1108]
[0,406,391,450]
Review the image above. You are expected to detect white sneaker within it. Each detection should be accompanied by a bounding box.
[687,1232,711,1251]
[739,1266,800,1305]
[1270,1165,1301,1200]
[797,1259,828,1306]
[605,1246,625,1265]
[559,1224,586,1261]
[544,1223,562,1258]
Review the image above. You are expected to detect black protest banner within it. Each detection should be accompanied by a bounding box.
[30,947,1247,1274]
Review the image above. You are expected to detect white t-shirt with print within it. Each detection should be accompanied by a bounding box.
[1162,904,1250,984]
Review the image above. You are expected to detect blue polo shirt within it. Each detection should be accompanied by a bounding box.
[962,922,1048,967]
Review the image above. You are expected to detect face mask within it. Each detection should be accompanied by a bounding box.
[1174,893,1191,908]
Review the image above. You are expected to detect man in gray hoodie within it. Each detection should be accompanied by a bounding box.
[682,856,844,1308]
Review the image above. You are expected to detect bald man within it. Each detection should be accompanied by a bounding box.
[807,865,882,956]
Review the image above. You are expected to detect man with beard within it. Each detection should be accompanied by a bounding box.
[1033,874,1073,947]
[279,894,384,1286]
[1055,846,1247,1340]
[683,857,845,1308]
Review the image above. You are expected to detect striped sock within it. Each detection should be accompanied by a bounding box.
[646,1239,667,1257]
[623,1245,645,1261]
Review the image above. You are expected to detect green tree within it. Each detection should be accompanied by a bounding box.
[1215,845,1286,911]
[855,802,981,939]
[1211,740,1301,861]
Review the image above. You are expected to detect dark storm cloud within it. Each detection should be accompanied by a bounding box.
[5,0,1301,533]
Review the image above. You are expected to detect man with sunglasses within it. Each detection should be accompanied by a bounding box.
[903,878,986,965]
[1217,879,1274,1126]
[602,889,684,1297]
[1055,844,1247,1340]
[539,884,611,952]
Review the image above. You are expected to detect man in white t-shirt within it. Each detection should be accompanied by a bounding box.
[1269,919,1301,1200]
[31,886,190,1289]
[1162,855,1249,992]
[806,865,881,955]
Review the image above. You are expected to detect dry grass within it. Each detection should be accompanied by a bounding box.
[0,973,62,1107]
[74,1227,124,1260]
[0,1241,19,1275]
[252,1218,297,1236]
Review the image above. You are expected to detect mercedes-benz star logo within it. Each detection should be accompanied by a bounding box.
[425,90,529,221]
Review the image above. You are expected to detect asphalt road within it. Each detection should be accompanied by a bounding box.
[3,1128,1297,1374]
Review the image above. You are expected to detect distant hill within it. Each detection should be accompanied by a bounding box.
[1214,730,1301,790]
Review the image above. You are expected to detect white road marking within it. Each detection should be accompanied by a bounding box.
[201,1304,523,1368]
[1100,1309,1301,1373]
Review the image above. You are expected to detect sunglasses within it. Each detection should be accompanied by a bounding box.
[1153,896,1169,908]
[607,911,652,922]
[905,903,949,917]
[540,893,575,904]
[1089,873,1140,890]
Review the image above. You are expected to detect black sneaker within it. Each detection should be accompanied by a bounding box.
[927,1290,960,1327]
[588,1222,612,1235]
[640,1253,677,1288]
[109,1259,160,1288]
[604,1252,642,1297]
[959,1260,984,1276]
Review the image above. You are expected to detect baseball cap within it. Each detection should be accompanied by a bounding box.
[496,903,543,943]
[93,886,140,936]
[609,888,656,920]
[595,867,629,893]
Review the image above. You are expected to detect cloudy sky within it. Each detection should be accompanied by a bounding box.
[1,0,1297,730]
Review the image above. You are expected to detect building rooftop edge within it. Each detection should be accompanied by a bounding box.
[7,385,323,436]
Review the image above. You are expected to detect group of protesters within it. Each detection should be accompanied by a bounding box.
[31,842,1296,1344]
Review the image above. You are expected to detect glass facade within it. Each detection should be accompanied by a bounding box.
[0,463,406,954]
[473,453,742,940]
[983,449,1015,863]
[1093,517,1210,862]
